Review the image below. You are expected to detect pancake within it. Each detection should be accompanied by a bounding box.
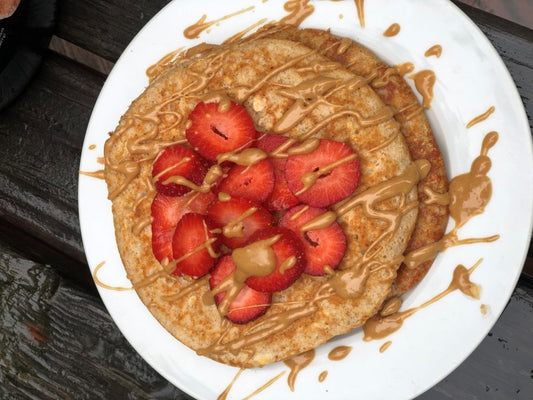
[104,37,422,367]
[248,25,449,295]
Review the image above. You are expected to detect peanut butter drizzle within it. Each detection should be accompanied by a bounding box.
[301,159,430,232]
[183,6,255,39]
[217,368,244,400]
[380,297,402,317]
[318,370,328,382]
[279,0,315,26]
[153,157,191,184]
[198,285,333,356]
[295,153,357,195]
[480,304,488,315]
[379,341,392,353]
[328,345,352,361]
[88,144,96,150]
[218,191,231,202]
[383,23,400,37]
[146,48,183,80]
[79,169,105,179]
[372,63,414,89]
[92,261,132,291]
[217,148,268,166]
[161,276,209,302]
[279,256,297,274]
[424,44,442,58]
[223,18,269,44]
[223,207,259,238]
[408,70,436,109]
[132,216,152,236]
[404,132,500,270]
[395,101,423,122]
[284,349,315,391]
[242,371,286,400]
[290,205,310,221]
[355,0,365,27]
[466,106,495,128]
[363,259,483,341]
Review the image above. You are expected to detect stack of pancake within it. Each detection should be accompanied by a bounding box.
[104,25,448,367]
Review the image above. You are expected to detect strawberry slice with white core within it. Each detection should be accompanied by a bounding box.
[244,226,306,293]
[152,144,209,196]
[151,191,216,262]
[209,255,271,324]
[285,139,360,207]
[186,101,257,161]
[256,133,300,211]
[207,196,273,249]
[218,159,275,204]
[279,205,347,276]
[171,213,220,278]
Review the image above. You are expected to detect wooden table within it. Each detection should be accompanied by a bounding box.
[1,1,531,398]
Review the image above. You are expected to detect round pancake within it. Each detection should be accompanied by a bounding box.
[104,38,418,367]
[250,25,449,295]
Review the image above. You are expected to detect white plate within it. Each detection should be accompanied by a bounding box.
[78,0,533,399]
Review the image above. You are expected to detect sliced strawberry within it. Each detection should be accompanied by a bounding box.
[257,134,300,211]
[186,101,257,161]
[152,144,209,196]
[285,139,360,207]
[151,191,216,262]
[244,226,306,293]
[279,205,347,276]
[207,197,273,249]
[218,159,275,204]
[209,255,271,324]
[171,213,220,278]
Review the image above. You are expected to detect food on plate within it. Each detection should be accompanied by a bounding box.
[103,29,447,367]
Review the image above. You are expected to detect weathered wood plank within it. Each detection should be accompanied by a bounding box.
[0,244,193,400]
[0,52,104,286]
[54,0,171,62]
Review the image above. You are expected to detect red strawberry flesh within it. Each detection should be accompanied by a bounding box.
[285,139,360,207]
[171,213,220,278]
[207,197,273,249]
[209,255,271,324]
[279,205,347,276]
[152,144,209,196]
[186,101,257,161]
[244,226,306,292]
[257,134,300,210]
[151,191,216,262]
[218,159,275,204]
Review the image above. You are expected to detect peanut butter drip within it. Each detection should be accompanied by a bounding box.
[284,349,315,392]
[223,207,259,238]
[480,304,489,315]
[183,6,255,39]
[217,148,268,166]
[146,48,183,81]
[212,235,281,316]
[79,169,105,179]
[372,63,415,89]
[223,18,269,44]
[355,0,365,27]
[363,259,483,341]
[217,368,244,400]
[318,370,328,382]
[279,0,315,26]
[379,341,392,353]
[380,297,402,317]
[404,132,500,270]
[466,106,495,128]
[198,285,333,356]
[408,70,436,109]
[383,23,400,37]
[92,261,132,291]
[328,345,352,361]
[242,371,286,400]
[161,276,209,302]
[295,153,357,195]
[424,44,442,58]
[218,191,231,202]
